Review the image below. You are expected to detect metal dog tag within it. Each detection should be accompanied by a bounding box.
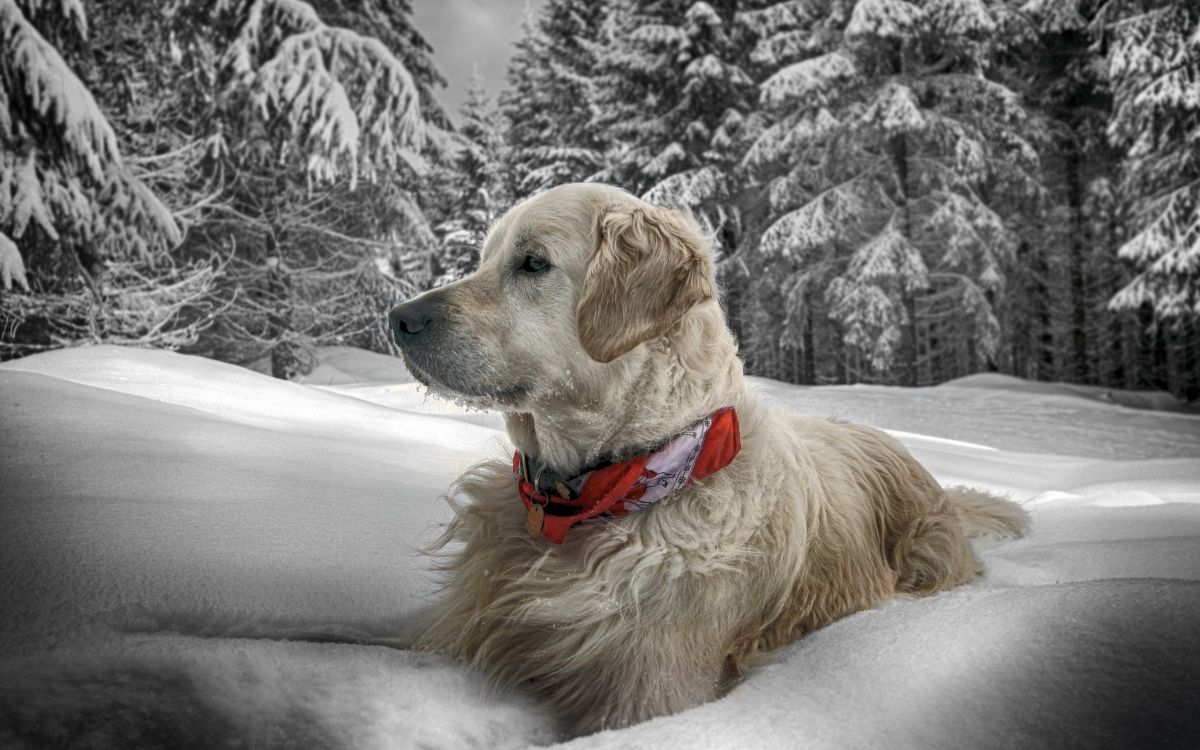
[526,503,545,537]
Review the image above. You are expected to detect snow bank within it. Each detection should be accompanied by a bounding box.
[295,346,415,386]
[749,376,1200,461]
[943,372,1189,413]
[1,345,1198,748]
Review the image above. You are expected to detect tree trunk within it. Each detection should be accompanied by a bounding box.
[1029,241,1055,381]
[892,134,920,386]
[1170,317,1200,403]
[803,307,816,384]
[1065,140,1089,383]
[906,292,918,385]
[266,229,297,380]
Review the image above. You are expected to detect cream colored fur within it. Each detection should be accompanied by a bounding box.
[406,183,1029,737]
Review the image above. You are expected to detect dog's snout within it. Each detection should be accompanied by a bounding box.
[389,297,435,341]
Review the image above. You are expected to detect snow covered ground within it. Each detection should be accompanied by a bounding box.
[1,345,1198,748]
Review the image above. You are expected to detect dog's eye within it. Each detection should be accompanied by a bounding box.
[518,254,551,274]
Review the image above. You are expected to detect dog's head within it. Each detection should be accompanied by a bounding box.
[387,183,719,411]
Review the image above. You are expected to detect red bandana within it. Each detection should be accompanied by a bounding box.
[513,407,741,543]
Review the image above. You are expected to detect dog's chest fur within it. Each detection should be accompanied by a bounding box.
[418,407,945,734]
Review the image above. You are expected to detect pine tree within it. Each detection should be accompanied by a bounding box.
[161,0,440,377]
[0,0,220,353]
[502,0,609,196]
[1105,1,1199,320]
[1000,0,1110,384]
[592,0,760,255]
[426,68,510,287]
[1101,0,1200,399]
[213,0,427,187]
[305,0,451,131]
[744,0,1043,382]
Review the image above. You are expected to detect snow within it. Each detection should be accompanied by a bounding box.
[862,81,925,134]
[759,184,860,259]
[0,230,29,291]
[942,372,1190,413]
[927,0,996,36]
[685,2,721,29]
[846,0,924,40]
[295,345,414,386]
[227,0,427,187]
[2,345,1199,748]
[760,51,856,108]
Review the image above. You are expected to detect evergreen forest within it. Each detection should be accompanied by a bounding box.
[2,0,1197,398]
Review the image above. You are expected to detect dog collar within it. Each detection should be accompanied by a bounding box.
[513,407,741,543]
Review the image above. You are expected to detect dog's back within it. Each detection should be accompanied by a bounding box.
[739,413,1028,655]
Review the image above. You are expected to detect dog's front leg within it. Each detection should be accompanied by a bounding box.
[553,625,726,736]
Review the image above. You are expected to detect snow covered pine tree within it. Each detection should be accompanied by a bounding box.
[424,67,510,287]
[165,0,438,377]
[593,0,757,256]
[0,0,219,353]
[746,0,1042,383]
[1106,1,1200,321]
[502,0,610,196]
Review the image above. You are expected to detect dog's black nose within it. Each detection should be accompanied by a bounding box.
[389,297,434,341]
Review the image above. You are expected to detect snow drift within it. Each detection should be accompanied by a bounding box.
[1,345,1198,748]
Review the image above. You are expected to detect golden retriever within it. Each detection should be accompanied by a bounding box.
[388,183,1027,736]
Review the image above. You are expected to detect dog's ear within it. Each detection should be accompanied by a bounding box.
[576,203,715,363]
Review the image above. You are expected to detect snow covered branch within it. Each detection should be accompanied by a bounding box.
[219,0,426,187]
[0,0,181,286]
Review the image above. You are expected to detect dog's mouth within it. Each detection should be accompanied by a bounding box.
[401,353,529,412]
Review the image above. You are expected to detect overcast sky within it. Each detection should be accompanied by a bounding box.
[412,0,544,120]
